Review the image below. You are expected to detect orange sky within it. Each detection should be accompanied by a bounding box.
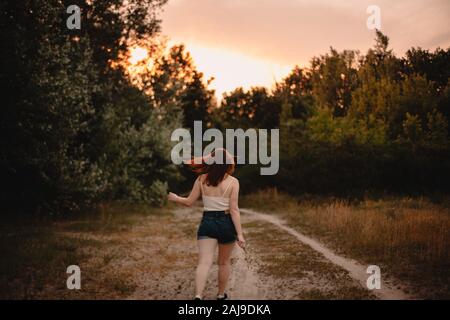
[160,0,450,97]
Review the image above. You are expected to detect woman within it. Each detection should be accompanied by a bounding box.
[167,148,246,300]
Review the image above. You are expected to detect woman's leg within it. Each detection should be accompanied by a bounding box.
[195,238,218,297]
[217,242,235,295]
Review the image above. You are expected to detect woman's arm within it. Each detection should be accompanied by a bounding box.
[229,179,246,248]
[167,177,201,207]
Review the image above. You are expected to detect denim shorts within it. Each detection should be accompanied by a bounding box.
[197,211,237,244]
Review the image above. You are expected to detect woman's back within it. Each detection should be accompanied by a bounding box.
[167,148,245,300]
[200,174,234,211]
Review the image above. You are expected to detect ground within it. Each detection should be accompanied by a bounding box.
[1,202,431,300]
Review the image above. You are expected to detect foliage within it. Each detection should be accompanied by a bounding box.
[0,0,180,214]
[211,87,279,130]
[220,31,450,196]
[2,0,449,214]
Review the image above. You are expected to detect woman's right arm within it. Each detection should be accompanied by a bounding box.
[229,179,246,249]
[167,177,201,207]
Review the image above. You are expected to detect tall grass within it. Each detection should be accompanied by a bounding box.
[241,189,450,298]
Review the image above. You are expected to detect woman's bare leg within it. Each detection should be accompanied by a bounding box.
[195,239,217,297]
[217,242,235,296]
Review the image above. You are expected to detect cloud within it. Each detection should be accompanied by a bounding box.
[162,0,450,62]
[160,0,450,95]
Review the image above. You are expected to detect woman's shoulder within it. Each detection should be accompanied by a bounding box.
[227,175,239,184]
[196,174,206,185]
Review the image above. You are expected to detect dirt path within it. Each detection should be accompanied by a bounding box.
[170,207,266,300]
[160,207,412,300]
[240,209,412,300]
[228,243,265,299]
[9,205,413,299]
[106,206,412,300]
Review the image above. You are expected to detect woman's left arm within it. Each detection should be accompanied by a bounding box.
[167,177,201,207]
[229,180,245,248]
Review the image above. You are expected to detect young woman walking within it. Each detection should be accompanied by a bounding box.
[167,148,246,300]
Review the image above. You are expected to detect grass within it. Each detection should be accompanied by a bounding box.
[241,189,450,299]
[58,202,173,234]
[0,202,173,299]
[243,219,375,299]
[0,229,99,299]
[3,194,448,299]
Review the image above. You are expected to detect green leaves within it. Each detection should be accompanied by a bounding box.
[0,0,178,215]
[275,31,450,196]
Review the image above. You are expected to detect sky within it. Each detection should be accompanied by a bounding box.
[159,0,450,97]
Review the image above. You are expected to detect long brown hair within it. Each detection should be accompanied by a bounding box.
[187,148,235,187]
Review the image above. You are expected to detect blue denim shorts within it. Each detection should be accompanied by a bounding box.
[197,211,237,244]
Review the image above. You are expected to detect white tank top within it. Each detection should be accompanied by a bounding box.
[200,177,233,211]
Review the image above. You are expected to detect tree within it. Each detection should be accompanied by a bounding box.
[426,110,449,148]
[405,47,450,91]
[276,30,450,195]
[0,1,104,213]
[351,74,437,139]
[358,30,404,83]
[399,113,425,144]
[128,43,215,131]
[213,87,279,130]
[0,0,178,214]
[309,48,359,117]
[273,66,314,121]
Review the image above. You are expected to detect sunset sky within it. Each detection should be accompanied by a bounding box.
[160,0,450,97]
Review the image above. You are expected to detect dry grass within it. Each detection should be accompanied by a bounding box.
[0,203,188,299]
[241,189,450,299]
[243,219,375,300]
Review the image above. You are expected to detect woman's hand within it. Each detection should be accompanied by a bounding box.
[167,192,178,202]
[237,234,246,250]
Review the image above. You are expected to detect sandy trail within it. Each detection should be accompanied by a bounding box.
[48,206,411,300]
[1,204,421,299]
[240,208,412,300]
[228,243,266,299]
[127,206,412,300]
[169,207,266,300]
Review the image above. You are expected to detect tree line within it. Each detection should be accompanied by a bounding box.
[1,1,449,216]
[210,31,450,196]
[1,0,195,214]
